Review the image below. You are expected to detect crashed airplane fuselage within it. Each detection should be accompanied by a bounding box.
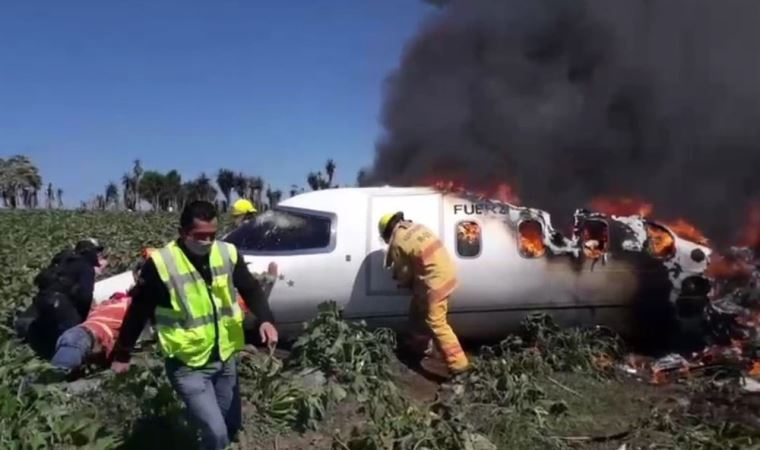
[93,186,713,342]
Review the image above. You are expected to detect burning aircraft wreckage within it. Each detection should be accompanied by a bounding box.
[91,182,760,383]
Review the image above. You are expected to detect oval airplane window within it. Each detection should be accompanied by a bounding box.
[580,219,608,259]
[456,221,481,258]
[224,207,333,253]
[645,222,676,259]
[518,219,546,258]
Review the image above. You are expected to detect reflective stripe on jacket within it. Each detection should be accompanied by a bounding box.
[150,241,244,367]
[388,221,458,303]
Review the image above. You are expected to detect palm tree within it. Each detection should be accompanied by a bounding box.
[325,159,336,186]
[186,173,217,203]
[121,173,135,210]
[46,183,54,209]
[133,159,143,211]
[249,176,264,208]
[233,173,249,200]
[307,172,320,191]
[138,171,166,210]
[266,186,283,208]
[217,169,235,211]
[356,169,369,186]
[0,155,42,209]
[105,182,119,209]
[95,195,106,210]
[162,170,182,211]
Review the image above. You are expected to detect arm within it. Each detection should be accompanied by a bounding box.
[232,256,275,324]
[389,245,413,287]
[111,259,166,364]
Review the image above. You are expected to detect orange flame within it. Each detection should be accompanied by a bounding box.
[580,221,608,259]
[662,218,709,246]
[645,223,676,258]
[742,202,760,250]
[457,222,481,244]
[705,254,753,280]
[589,196,653,217]
[428,179,521,205]
[518,220,546,257]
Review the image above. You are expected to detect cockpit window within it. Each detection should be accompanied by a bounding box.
[580,219,608,259]
[223,208,333,253]
[518,219,546,258]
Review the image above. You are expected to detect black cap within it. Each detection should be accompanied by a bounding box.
[75,238,104,259]
[75,238,103,253]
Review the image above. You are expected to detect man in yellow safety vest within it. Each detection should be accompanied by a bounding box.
[378,211,470,378]
[112,200,278,450]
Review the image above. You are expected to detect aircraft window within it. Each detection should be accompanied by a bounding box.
[645,222,676,259]
[456,221,481,257]
[580,219,608,258]
[518,219,546,258]
[223,208,332,252]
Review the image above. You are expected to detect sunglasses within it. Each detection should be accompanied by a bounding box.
[187,231,217,241]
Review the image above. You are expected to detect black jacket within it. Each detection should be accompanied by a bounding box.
[112,239,275,364]
[35,255,96,320]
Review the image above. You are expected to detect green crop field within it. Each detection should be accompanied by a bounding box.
[1,210,758,450]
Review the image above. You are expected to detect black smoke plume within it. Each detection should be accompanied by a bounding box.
[363,0,760,245]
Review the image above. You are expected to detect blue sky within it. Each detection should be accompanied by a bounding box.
[0,1,435,205]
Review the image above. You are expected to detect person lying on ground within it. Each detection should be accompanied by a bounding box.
[16,238,109,359]
[50,257,148,374]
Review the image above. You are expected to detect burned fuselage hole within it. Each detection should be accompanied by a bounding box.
[456,221,481,257]
[644,222,676,260]
[518,219,546,258]
[580,219,608,259]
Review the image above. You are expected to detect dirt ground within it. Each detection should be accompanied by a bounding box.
[234,356,760,450]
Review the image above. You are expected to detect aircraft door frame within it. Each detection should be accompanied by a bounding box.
[366,192,443,296]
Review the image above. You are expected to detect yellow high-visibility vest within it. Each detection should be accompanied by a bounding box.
[150,240,244,367]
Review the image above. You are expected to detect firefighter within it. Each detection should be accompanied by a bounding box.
[378,211,470,377]
[230,198,257,227]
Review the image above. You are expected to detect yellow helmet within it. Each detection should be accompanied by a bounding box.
[232,199,257,216]
[378,211,403,240]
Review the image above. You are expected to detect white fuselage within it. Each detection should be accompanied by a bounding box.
[93,187,712,342]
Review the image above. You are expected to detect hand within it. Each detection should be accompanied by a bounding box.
[111,361,130,374]
[259,321,278,350]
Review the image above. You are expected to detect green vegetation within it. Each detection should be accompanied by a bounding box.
[1,210,759,449]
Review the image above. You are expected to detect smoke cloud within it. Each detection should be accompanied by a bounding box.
[363,0,760,245]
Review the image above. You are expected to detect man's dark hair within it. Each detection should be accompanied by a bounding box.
[180,200,217,230]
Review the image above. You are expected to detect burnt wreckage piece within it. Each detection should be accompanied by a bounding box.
[448,189,712,331]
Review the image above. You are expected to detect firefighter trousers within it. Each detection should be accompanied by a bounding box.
[406,296,469,373]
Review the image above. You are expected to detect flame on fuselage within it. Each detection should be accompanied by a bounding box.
[518,220,546,257]
[429,178,521,205]
[645,223,676,259]
[590,196,653,217]
[458,221,481,244]
[664,218,709,246]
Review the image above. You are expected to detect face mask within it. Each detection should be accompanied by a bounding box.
[185,239,213,255]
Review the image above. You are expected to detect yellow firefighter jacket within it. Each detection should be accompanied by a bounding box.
[385,221,458,304]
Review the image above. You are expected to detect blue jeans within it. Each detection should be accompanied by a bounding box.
[51,326,93,370]
[165,356,242,450]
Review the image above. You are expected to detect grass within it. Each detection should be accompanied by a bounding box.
[1,210,759,449]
